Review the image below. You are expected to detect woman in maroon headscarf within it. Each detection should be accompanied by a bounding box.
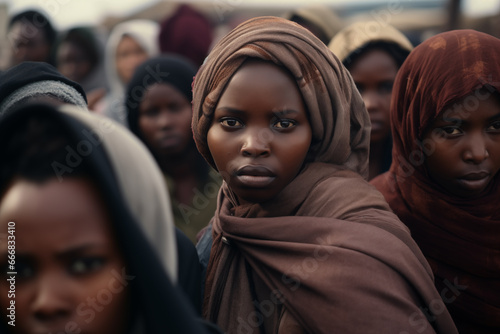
[371,30,500,333]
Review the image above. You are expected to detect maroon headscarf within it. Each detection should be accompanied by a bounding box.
[158,5,213,67]
[371,30,500,333]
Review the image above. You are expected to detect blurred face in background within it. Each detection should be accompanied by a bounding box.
[8,22,51,66]
[0,178,130,334]
[57,41,93,84]
[349,49,398,144]
[139,83,193,159]
[116,35,148,84]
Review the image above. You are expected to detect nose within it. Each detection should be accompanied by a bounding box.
[241,128,271,157]
[32,274,72,322]
[157,110,174,129]
[362,91,382,113]
[463,133,489,164]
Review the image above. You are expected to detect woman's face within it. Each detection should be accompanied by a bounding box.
[57,42,93,84]
[116,35,148,84]
[9,22,51,66]
[0,178,130,334]
[207,61,312,205]
[424,92,500,198]
[349,49,398,144]
[139,83,193,159]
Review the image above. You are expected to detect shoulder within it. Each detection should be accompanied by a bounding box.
[300,167,393,219]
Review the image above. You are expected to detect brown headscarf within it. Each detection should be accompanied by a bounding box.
[193,17,457,334]
[371,30,500,333]
[192,16,369,178]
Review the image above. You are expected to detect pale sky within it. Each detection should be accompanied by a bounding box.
[1,0,499,29]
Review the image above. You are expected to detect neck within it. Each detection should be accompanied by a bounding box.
[368,141,387,181]
[159,149,199,178]
[159,149,204,205]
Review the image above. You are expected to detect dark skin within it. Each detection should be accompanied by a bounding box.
[160,150,200,206]
[348,49,399,180]
[0,178,130,334]
[138,83,199,205]
[207,60,310,331]
[8,22,51,66]
[423,93,500,198]
[57,41,93,84]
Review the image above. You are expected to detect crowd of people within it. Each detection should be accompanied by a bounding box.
[0,3,498,334]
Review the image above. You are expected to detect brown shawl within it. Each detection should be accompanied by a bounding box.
[371,30,500,333]
[192,17,458,334]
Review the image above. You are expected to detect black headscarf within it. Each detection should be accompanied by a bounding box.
[0,103,219,333]
[125,55,197,139]
[0,61,87,114]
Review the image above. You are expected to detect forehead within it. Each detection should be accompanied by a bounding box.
[0,179,114,250]
[350,49,398,74]
[439,92,500,121]
[219,60,302,107]
[232,60,295,84]
[10,21,45,40]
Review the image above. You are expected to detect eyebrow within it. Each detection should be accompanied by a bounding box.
[215,107,244,114]
[272,109,300,118]
[56,244,106,261]
[489,112,500,121]
[441,112,500,124]
[215,107,300,117]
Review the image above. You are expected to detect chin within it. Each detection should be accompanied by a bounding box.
[235,189,279,205]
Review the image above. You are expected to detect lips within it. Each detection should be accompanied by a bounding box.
[235,165,276,188]
[157,134,181,148]
[457,171,491,191]
[460,171,490,181]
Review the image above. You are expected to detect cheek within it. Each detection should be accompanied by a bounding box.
[425,146,452,180]
[139,116,155,138]
[207,126,231,172]
[278,130,312,171]
[382,95,391,117]
[180,109,194,137]
[78,261,131,332]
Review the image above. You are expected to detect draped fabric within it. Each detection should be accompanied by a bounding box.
[371,30,500,333]
[328,21,413,63]
[192,16,370,178]
[192,16,458,334]
[0,104,220,333]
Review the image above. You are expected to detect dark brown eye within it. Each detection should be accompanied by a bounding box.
[220,118,243,128]
[440,126,462,135]
[274,120,296,129]
[487,121,500,131]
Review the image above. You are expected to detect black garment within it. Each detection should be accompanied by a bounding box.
[176,227,202,314]
[0,103,221,334]
[125,54,196,141]
[0,62,87,105]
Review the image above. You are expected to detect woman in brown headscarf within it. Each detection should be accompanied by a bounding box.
[371,30,500,333]
[193,16,457,334]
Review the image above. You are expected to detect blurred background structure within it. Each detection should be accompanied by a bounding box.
[1,0,500,70]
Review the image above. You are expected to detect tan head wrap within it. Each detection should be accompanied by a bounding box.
[328,21,413,62]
